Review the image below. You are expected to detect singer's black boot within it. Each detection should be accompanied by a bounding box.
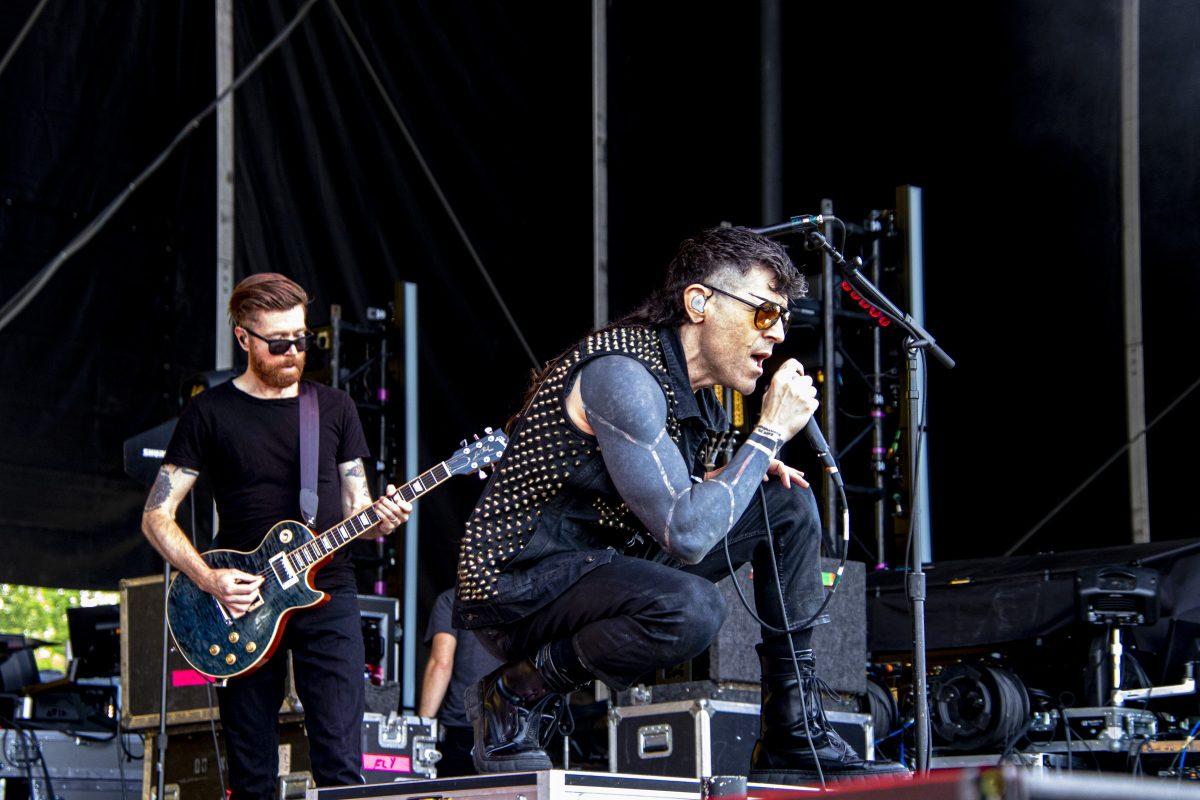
[467,641,590,773]
[749,646,910,783]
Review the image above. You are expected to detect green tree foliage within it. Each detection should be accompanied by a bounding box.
[0,585,118,674]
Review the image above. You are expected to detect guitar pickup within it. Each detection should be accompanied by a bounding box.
[269,552,299,589]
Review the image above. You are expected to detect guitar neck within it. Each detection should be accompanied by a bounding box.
[283,460,453,571]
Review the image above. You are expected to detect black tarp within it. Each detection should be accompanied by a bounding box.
[0,1,1197,598]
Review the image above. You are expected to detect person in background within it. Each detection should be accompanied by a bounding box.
[419,587,503,777]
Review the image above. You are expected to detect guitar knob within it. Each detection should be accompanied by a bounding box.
[209,645,220,656]
[225,653,237,665]
[245,642,257,653]
[228,632,239,644]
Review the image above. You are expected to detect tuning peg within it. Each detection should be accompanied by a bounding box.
[473,434,480,441]
[460,439,468,448]
[485,426,493,434]
[478,469,488,480]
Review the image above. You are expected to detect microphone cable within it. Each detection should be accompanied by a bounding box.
[722,475,851,790]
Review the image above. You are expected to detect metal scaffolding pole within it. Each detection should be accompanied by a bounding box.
[215,0,235,371]
[1121,0,1151,543]
[760,0,782,224]
[401,282,420,711]
[592,0,609,329]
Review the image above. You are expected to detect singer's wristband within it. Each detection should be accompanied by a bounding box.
[753,424,784,443]
[747,429,782,459]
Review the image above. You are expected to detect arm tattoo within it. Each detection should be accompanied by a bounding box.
[580,356,780,564]
[144,469,173,512]
[143,465,198,513]
[340,459,372,514]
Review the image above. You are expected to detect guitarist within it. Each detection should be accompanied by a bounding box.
[141,273,411,798]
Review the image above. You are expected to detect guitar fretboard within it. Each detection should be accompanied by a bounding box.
[285,461,453,573]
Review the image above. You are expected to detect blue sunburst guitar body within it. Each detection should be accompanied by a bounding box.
[166,429,507,680]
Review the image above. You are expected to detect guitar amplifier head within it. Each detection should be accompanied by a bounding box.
[120,574,299,729]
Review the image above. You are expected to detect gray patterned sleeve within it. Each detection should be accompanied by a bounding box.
[579,355,780,564]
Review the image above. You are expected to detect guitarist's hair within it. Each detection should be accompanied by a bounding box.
[229,273,312,328]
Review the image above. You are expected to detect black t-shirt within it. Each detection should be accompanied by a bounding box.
[164,379,371,592]
[424,588,503,728]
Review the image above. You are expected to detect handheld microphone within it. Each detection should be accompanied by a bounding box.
[803,418,844,488]
[751,214,824,238]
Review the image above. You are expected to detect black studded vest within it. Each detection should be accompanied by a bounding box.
[454,326,726,628]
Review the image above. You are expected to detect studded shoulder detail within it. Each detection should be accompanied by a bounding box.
[456,326,680,601]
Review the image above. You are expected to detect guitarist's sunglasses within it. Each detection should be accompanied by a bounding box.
[242,327,315,355]
[700,284,791,334]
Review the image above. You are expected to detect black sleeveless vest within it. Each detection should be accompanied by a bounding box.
[457,326,703,607]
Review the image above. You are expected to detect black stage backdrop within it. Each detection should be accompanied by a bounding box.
[0,2,1196,605]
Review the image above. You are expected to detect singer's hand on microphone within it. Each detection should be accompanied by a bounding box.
[758,358,819,441]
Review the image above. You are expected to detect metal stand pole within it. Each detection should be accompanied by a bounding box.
[400,283,419,712]
[155,557,170,800]
[819,199,838,552]
[869,221,886,567]
[906,343,930,775]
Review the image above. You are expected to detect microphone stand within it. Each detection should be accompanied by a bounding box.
[801,228,955,775]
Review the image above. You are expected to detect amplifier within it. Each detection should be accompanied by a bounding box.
[119,574,300,729]
[707,558,867,694]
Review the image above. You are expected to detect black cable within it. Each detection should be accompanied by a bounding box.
[326,0,540,370]
[722,484,849,637]
[191,494,229,799]
[205,682,228,799]
[0,0,325,334]
[719,480,853,790]
[1004,368,1200,556]
[0,0,50,81]
[761,487,827,789]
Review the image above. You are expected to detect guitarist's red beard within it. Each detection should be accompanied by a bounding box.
[250,348,306,388]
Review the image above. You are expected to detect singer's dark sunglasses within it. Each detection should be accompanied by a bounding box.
[241,327,315,355]
[701,284,791,333]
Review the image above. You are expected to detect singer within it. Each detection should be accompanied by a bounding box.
[454,227,903,781]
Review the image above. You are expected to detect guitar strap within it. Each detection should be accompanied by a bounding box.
[299,382,320,527]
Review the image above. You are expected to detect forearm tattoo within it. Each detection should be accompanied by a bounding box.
[580,356,773,564]
[340,459,373,514]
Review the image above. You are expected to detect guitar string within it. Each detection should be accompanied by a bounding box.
[236,459,461,582]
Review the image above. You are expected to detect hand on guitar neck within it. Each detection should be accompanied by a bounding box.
[370,482,411,535]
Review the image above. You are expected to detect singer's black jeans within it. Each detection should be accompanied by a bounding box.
[477,480,825,689]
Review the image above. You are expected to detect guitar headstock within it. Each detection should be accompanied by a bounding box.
[446,427,509,478]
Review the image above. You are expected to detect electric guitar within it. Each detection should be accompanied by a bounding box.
[166,428,507,680]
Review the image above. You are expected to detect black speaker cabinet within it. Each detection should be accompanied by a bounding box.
[120,574,300,730]
[708,558,867,694]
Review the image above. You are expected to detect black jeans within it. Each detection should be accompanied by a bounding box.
[217,591,366,799]
[479,481,824,689]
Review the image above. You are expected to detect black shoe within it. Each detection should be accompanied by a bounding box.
[466,642,590,773]
[748,645,910,783]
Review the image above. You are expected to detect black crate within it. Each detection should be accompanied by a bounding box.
[360,713,440,782]
[608,699,873,778]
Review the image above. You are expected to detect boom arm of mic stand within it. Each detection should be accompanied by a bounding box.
[803,230,956,370]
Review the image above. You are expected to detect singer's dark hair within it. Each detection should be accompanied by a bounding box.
[614,226,807,329]
[506,227,805,434]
